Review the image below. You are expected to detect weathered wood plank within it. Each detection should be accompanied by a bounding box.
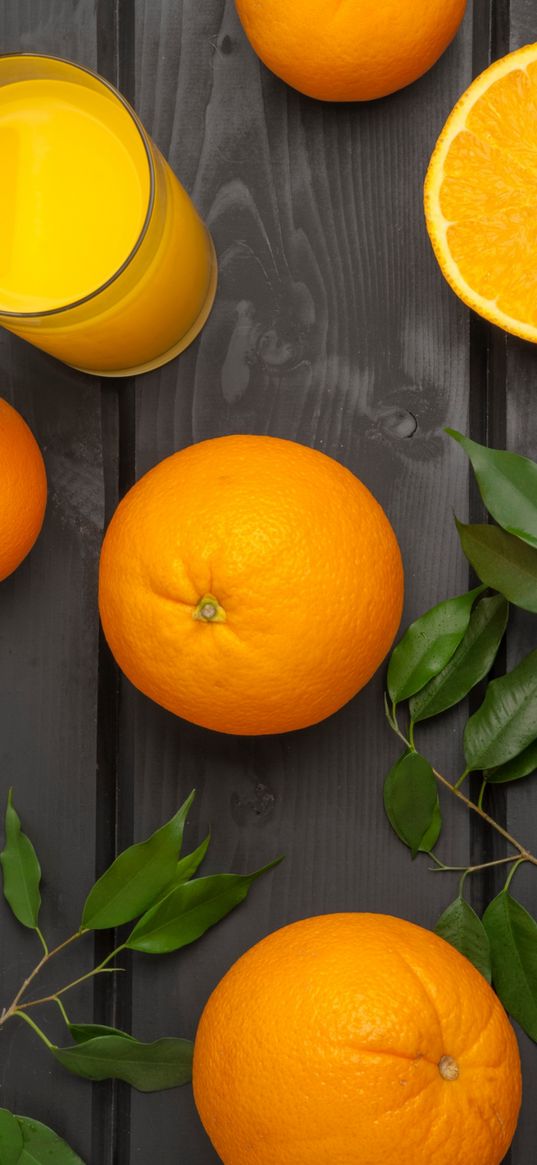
[127,2,477,1161]
[0,6,104,1162]
[492,8,537,1164]
[0,352,103,1156]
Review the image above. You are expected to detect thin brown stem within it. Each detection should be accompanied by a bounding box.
[432,766,537,865]
[18,968,123,1012]
[384,708,537,869]
[17,944,126,1013]
[0,931,82,1027]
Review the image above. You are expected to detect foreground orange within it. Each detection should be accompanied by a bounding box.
[235,0,466,102]
[0,398,47,581]
[425,43,537,341]
[193,913,521,1165]
[99,435,403,735]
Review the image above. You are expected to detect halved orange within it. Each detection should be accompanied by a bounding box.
[425,43,537,342]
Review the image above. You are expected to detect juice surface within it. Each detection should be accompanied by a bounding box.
[0,78,149,312]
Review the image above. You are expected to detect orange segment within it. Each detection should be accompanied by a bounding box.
[424,43,537,341]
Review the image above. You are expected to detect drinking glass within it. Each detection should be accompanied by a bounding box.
[0,54,217,376]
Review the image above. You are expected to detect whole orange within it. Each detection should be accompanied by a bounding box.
[235,0,467,102]
[98,435,403,735]
[193,913,521,1165]
[0,397,47,582]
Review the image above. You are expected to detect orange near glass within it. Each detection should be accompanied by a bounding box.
[0,54,217,376]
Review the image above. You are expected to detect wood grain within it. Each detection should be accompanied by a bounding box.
[1,1,536,1163]
[0,8,105,1162]
[128,2,478,1161]
[498,10,537,1165]
[474,10,537,1164]
[0,21,101,1165]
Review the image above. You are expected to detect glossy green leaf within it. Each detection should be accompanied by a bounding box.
[387,586,484,704]
[455,519,537,613]
[447,429,537,549]
[410,594,508,722]
[53,1035,193,1092]
[464,647,537,771]
[435,897,491,982]
[174,833,210,886]
[81,791,195,930]
[383,752,440,858]
[483,891,537,1041]
[148,832,212,911]
[0,1108,23,1165]
[16,1116,85,1164]
[486,738,537,784]
[418,799,442,853]
[68,1023,137,1045]
[0,791,41,930]
[126,858,282,954]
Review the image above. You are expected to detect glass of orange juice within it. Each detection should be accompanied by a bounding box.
[0,54,217,376]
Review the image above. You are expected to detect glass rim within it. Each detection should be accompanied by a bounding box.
[0,51,156,320]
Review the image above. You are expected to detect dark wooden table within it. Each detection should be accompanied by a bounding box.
[1,1,535,1162]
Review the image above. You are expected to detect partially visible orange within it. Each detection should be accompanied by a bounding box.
[98,435,403,735]
[235,0,467,102]
[0,398,47,582]
[425,43,537,341]
[193,912,521,1165]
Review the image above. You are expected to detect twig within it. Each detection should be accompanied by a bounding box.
[14,1009,55,1050]
[431,765,537,865]
[384,701,537,868]
[0,931,83,1027]
[429,854,521,875]
[18,945,126,1012]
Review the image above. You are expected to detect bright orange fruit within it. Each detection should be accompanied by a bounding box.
[425,43,537,341]
[0,397,47,582]
[193,912,521,1165]
[235,0,467,102]
[98,435,403,735]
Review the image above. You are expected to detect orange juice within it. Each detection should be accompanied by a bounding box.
[0,55,217,376]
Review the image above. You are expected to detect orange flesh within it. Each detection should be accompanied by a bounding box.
[425,48,537,338]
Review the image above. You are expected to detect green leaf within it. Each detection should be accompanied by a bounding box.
[53,1035,193,1092]
[387,586,484,703]
[483,891,537,1041]
[383,752,440,858]
[418,799,442,853]
[16,1115,85,1164]
[455,519,537,613]
[409,594,508,722]
[68,1023,137,1045]
[125,858,282,954]
[147,832,213,912]
[0,1108,23,1165]
[464,646,537,771]
[81,791,195,930]
[435,897,491,982]
[0,791,41,930]
[174,832,210,884]
[486,738,537,784]
[447,429,537,549]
